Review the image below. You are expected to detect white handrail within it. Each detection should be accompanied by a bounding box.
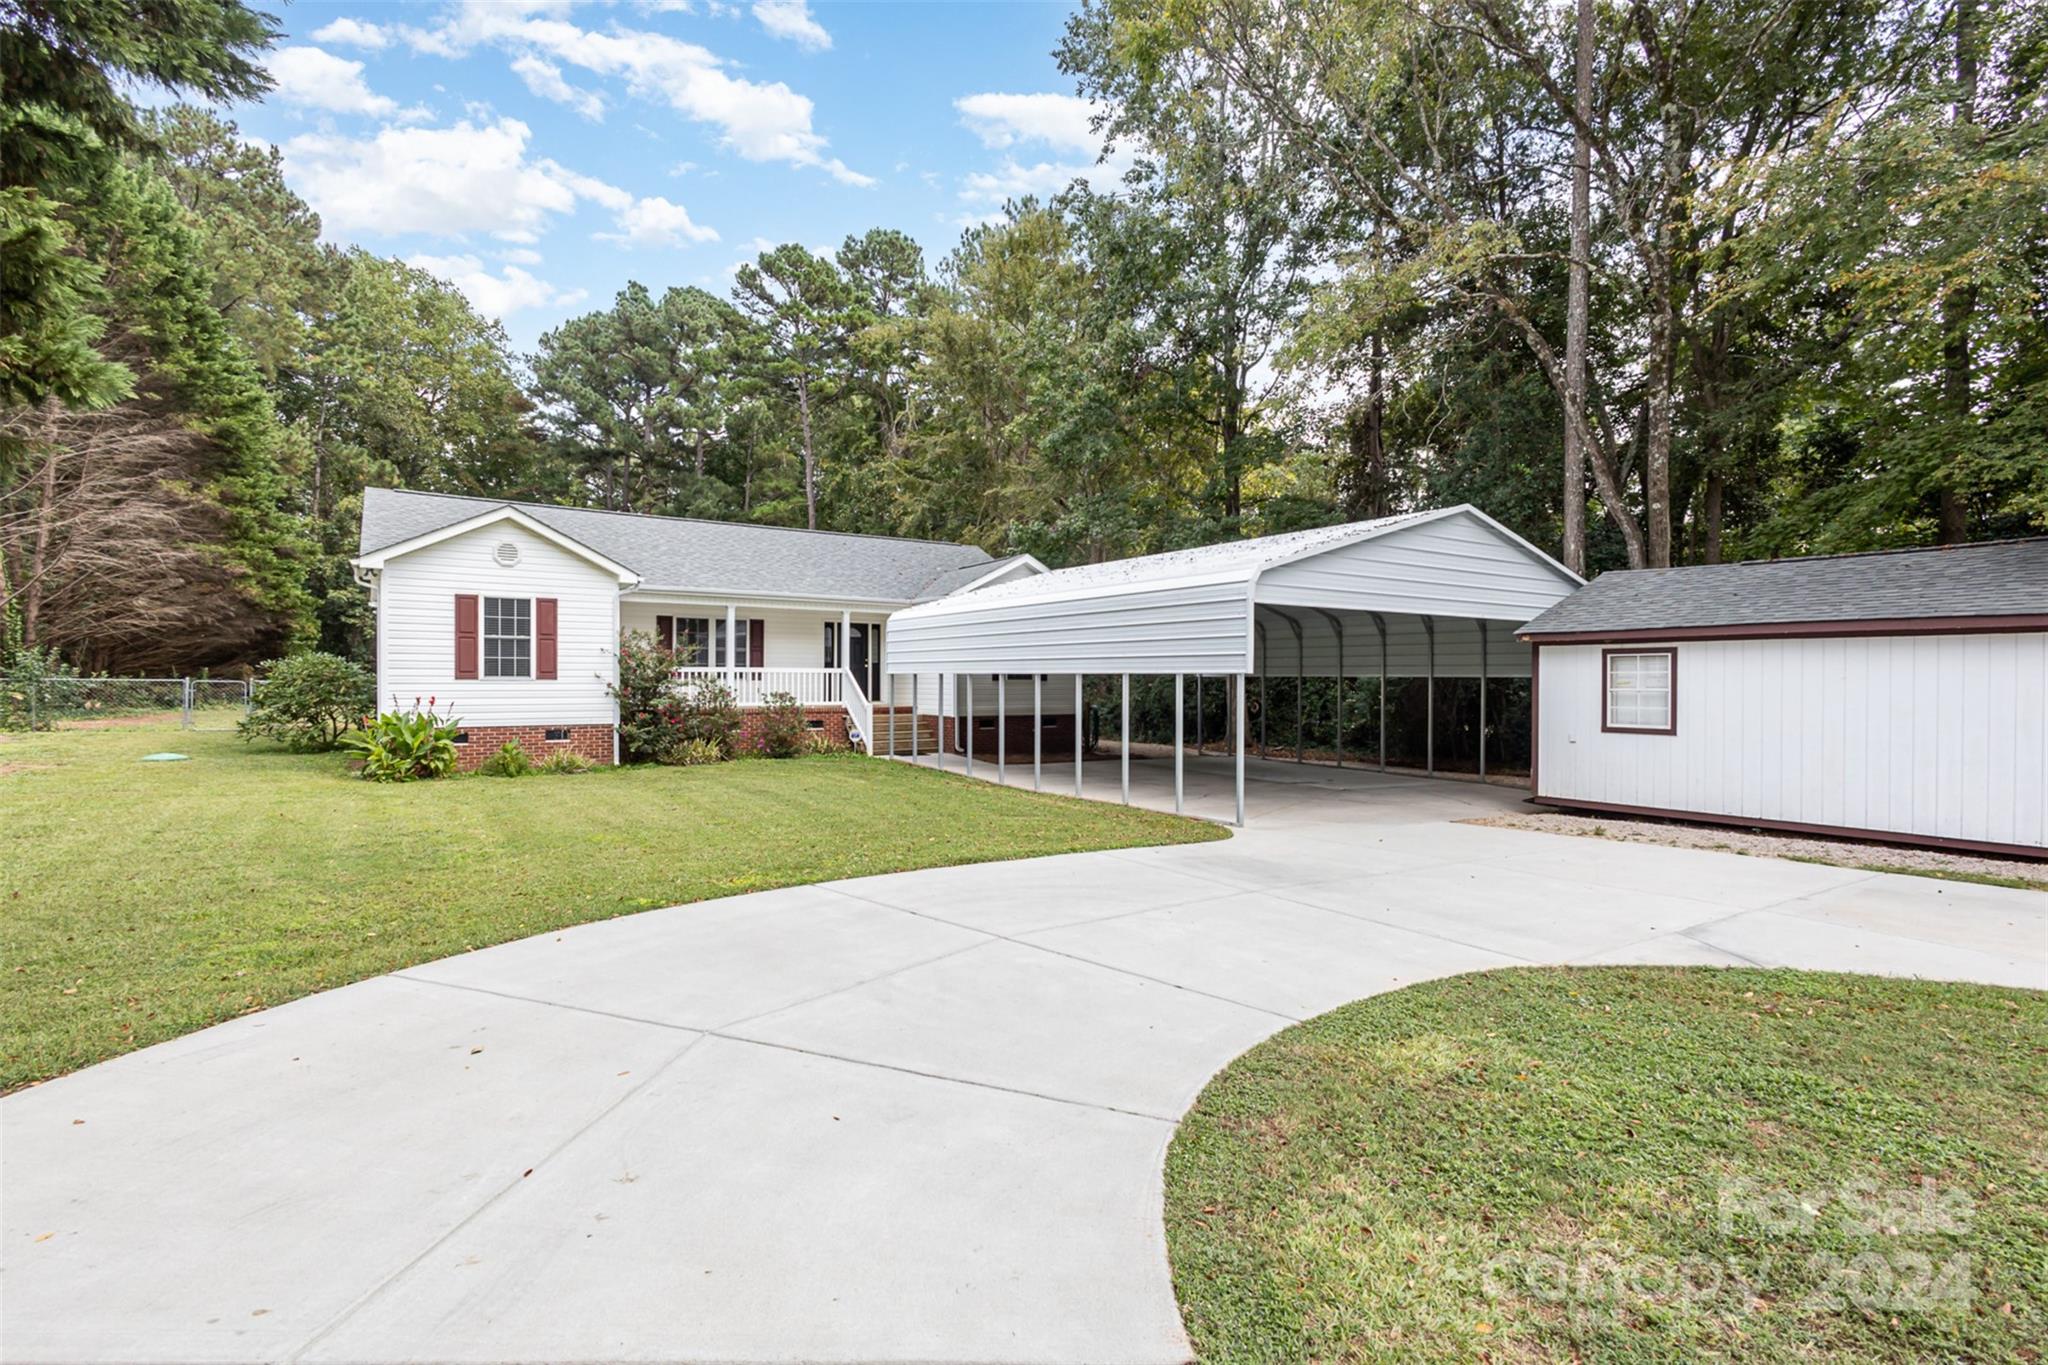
[840,668,874,755]
[671,667,843,709]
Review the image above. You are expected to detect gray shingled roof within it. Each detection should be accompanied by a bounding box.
[1519,539,2048,636]
[357,488,999,602]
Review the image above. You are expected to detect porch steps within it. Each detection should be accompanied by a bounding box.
[868,708,938,756]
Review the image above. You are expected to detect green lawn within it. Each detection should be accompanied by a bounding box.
[0,725,1222,1091]
[1167,967,2046,1363]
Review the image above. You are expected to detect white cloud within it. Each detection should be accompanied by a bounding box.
[403,3,871,184]
[599,195,719,247]
[955,92,1099,155]
[752,0,830,50]
[309,17,390,50]
[267,46,398,117]
[284,117,584,238]
[498,246,545,265]
[405,252,587,318]
[511,53,605,121]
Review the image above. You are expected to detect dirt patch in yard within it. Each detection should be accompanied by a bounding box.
[1467,808,2046,890]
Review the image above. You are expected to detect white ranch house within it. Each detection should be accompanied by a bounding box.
[352,489,2046,855]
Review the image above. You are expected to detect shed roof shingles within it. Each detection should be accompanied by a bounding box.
[358,488,996,603]
[1519,539,2048,636]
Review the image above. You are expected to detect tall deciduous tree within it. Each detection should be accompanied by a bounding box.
[733,245,851,529]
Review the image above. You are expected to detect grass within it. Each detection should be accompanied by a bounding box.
[0,725,1222,1091]
[1166,967,2047,1363]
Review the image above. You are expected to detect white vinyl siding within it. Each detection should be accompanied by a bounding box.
[1257,510,1579,621]
[1535,633,2047,850]
[374,522,617,726]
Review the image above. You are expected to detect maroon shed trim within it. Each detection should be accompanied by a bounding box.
[1519,613,2048,645]
[1528,796,2047,863]
[454,594,479,679]
[535,597,558,679]
[1599,647,1678,736]
[1528,643,1540,796]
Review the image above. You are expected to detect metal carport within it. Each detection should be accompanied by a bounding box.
[884,505,1582,825]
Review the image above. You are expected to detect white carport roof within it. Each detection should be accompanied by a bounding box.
[885,505,1581,679]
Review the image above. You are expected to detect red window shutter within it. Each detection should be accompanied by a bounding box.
[748,619,765,668]
[656,614,674,652]
[535,598,558,680]
[454,595,479,679]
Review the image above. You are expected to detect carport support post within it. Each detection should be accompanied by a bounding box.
[1234,673,1246,827]
[1173,673,1185,813]
[997,674,1007,785]
[1318,609,1345,768]
[1476,618,1488,779]
[1074,674,1084,798]
[1371,612,1388,772]
[1422,616,1436,776]
[1032,674,1042,791]
[1120,673,1130,805]
[910,682,919,764]
[964,674,973,778]
[1194,675,1202,755]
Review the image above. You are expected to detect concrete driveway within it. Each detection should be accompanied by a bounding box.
[5,755,2042,1364]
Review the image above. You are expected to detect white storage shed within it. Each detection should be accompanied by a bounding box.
[1518,539,2048,858]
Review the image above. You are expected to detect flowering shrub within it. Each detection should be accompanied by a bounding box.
[339,698,460,782]
[677,676,742,755]
[756,690,807,758]
[609,633,688,763]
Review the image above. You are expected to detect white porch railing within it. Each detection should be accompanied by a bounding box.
[839,668,874,756]
[671,667,845,708]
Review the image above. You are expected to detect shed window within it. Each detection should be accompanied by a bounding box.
[482,597,531,678]
[1604,649,1675,733]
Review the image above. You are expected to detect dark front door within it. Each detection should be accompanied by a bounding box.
[848,624,870,698]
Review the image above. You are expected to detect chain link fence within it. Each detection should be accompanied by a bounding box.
[4,677,252,731]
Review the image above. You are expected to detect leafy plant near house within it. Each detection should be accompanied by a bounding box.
[537,748,592,774]
[677,675,741,755]
[756,690,807,758]
[660,737,726,767]
[477,740,533,777]
[237,652,375,751]
[608,632,688,763]
[338,700,459,782]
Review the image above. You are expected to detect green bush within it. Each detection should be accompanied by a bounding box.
[338,701,460,782]
[0,646,80,731]
[757,690,807,758]
[608,633,687,763]
[677,675,742,755]
[538,748,593,774]
[239,652,375,751]
[660,736,726,767]
[477,740,533,777]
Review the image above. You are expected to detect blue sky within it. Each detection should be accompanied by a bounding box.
[228,1,1112,353]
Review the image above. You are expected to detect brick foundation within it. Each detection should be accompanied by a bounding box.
[941,713,1078,758]
[735,706,853,753]
[453,723,615,771]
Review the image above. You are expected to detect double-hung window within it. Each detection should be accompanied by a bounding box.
[483,597,531,678]
[675,617,713,667]
[1603,649,1675,733]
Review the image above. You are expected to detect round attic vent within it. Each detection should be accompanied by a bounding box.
[494,541,521,567]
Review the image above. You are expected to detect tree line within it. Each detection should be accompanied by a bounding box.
[3,0,2040,675]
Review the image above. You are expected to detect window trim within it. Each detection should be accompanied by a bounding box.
[1600,647,1677,736]
[481,595,534,681]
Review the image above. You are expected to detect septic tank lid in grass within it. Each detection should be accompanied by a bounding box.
[140,753,189,762]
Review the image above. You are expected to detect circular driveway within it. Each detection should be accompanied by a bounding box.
[5,757,2041,1363]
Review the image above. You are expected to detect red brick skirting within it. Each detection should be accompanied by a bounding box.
[941,713,1078,757]
[452,723,614,771]
[736,706,852,753]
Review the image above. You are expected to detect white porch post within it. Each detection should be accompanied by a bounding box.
[1234,673,1247,827]
[1032,674,1042,792]
[725,604,737,680]
[1173,673,1184,814]
[1073,674,1083,798]
[1120,673,1130,805]
[997,674,1007,786]
[840,608,851,684]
